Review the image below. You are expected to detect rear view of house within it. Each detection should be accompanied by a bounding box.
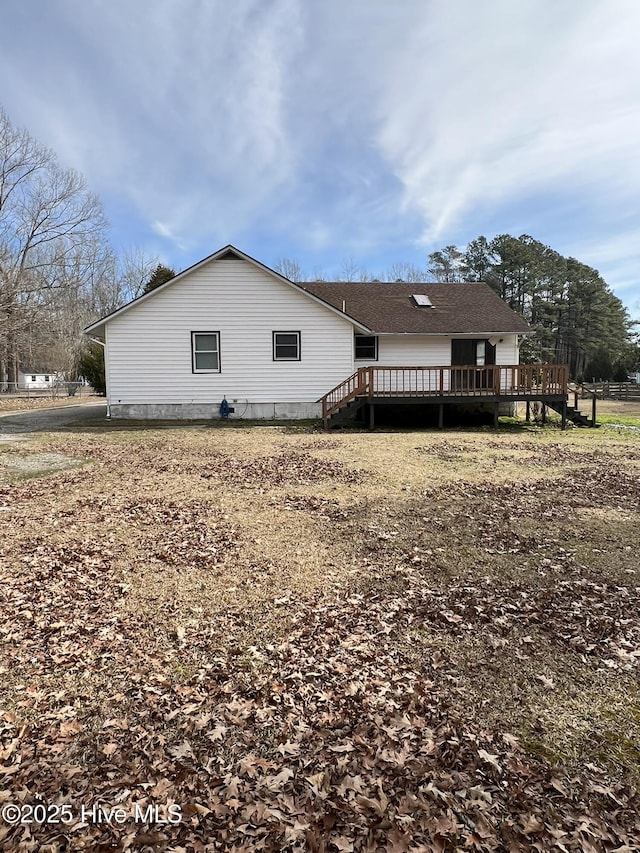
[85,245,577,427]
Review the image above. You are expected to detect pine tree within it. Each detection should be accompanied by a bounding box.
[142,264,176,294]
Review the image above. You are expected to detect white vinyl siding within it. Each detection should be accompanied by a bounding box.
[495,335,519,364]
[354,334,520,368]
[355,335,451,367]
[106,259,354,405]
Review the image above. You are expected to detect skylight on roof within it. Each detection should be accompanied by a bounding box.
[412,294,433,307]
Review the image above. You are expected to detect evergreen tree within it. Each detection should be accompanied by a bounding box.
[432,234,632,378]
[78,341,105,395]
[143,264,176,293]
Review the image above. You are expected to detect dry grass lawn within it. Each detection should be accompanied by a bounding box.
[0,395,93,413]
[0,417,639,850]
[595,398,640,416]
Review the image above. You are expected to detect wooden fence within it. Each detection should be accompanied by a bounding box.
[579,381,640,400]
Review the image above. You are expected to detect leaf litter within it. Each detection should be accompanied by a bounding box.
[0,426,639,850]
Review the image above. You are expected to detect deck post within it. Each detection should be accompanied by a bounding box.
[493,402,499,429]
[525,401,531,422]
[493,365,500,395]
[561,400,567,431]
[541,404,546,424]
[591,394,597,427]
[368,402,375,430]
[438,403,444,429]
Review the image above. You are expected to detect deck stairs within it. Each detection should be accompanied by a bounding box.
[546,400,597,427]
[326,396,366,427]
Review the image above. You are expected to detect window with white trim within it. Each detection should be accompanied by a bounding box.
[191,332,220,372]
[273,331,300,361]
[354,335,378,360]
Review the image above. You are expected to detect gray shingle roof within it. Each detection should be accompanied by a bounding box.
[298,281,531,335]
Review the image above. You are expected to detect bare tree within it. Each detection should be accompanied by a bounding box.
[119,246,159,299]
[310,266,327,282]
[339,257,362,282]
[34,239,115,378]
[0,106,107,388]
[273,257,304,281]
[385,261,427,282]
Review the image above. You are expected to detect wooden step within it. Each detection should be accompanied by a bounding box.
[327,397,366,427]
[547,401,597,427]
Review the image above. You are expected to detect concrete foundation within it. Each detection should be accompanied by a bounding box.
[500,401,517,417]
[108,402,322,421]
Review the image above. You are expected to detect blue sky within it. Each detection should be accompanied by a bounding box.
[2,0,639,320]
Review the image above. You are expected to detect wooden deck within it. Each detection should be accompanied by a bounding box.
[321,364,570,428]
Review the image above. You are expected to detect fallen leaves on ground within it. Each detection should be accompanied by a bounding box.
[2,558,639,850]
[0,427,639,850]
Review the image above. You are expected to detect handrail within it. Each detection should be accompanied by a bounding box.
[321,364,569,426]
[321,367,370,425]
[568,381,597,427]
[569,380,597,398]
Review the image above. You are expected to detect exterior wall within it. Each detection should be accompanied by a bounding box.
[105,259,355,410]
[495,335,519,364]
[356,335,451,368]
[104,259,525,422]
[355,334,520,368]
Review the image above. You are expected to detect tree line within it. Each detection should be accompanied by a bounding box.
[0,106,173,391]
[426,238,637,381]
[277,237,638,381]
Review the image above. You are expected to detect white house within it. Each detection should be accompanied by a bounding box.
[84,244,566,426]
[18,371,60,390]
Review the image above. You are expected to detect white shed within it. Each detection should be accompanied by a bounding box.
[19,371,59,390]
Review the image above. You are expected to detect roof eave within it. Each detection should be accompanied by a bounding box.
[362,328,531,336]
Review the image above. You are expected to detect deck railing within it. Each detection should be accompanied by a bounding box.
[322,364,568,424]
[322,367,368,422]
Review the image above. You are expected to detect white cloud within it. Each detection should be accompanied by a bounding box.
[0,0,306,243]
[375,0,640,244]
[151,220,188,250]
[0,0,638,317]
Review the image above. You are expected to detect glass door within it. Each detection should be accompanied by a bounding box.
[451,340,496,391]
